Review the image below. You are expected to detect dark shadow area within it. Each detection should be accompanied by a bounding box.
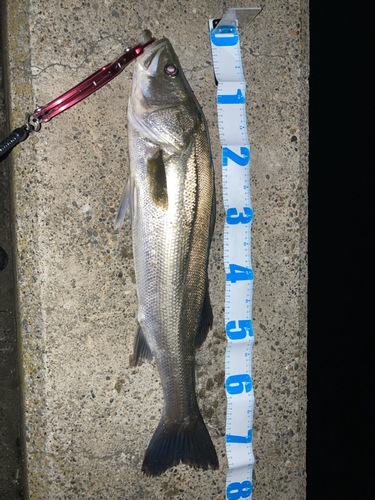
[0,8,26,499]
[308,1,374,498]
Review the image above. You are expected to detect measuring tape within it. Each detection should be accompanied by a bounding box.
[209,18,255,500]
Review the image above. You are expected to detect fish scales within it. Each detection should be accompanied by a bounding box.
[115,32,218,476]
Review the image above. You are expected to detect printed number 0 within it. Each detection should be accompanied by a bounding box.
[227,480,252,500]
[210,28,239,47]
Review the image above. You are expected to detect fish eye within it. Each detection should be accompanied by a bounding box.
[164,63,179,77]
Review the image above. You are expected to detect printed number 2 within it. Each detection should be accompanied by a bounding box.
[227,481,252,500]
[227,207,253,225]
[223,147,249,167]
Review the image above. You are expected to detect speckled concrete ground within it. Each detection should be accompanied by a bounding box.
[3,0,308,498]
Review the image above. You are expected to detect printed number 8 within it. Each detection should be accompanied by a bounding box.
[227,480,252,499]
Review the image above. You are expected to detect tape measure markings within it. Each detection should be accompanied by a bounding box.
[209,19,255,500]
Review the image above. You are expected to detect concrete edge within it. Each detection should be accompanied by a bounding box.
[2,1,36,498]
[297,0,309,476]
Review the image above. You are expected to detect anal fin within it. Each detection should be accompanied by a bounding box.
[195,286,213,348]
[134,323,153,366]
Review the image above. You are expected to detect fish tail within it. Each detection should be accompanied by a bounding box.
[141,412,219,476]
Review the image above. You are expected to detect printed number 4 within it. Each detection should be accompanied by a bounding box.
[227,480,252,500]
[226,264,253,283]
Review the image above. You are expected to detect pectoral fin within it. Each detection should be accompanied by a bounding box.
[147,148,168,209]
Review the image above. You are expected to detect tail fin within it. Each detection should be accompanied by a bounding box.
[142,413,219,476]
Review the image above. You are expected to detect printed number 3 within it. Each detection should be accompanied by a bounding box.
[227,480,252,500]
[227,207,253,225]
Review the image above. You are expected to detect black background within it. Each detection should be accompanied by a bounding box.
[307,1,374,498]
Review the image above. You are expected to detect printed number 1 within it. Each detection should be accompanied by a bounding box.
[226,374,252,395]
[218,89,245,104]
[227,480,252,500]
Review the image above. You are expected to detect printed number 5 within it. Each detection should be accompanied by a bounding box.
[227,480,252,500]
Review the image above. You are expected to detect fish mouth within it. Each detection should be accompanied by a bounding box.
[129,37,181,149]
[138,39,168,77]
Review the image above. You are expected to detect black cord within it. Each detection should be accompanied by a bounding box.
[0,125,30,158]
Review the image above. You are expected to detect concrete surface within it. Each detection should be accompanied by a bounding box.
[2,0,308,498]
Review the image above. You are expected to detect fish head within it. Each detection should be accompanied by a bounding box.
[129,37,201,152]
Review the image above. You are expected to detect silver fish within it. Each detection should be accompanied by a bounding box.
[115,33,218,476]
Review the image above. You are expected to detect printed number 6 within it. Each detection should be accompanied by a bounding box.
[227,480,252,500]
[226,320,252,340]
[227,207,253,225]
